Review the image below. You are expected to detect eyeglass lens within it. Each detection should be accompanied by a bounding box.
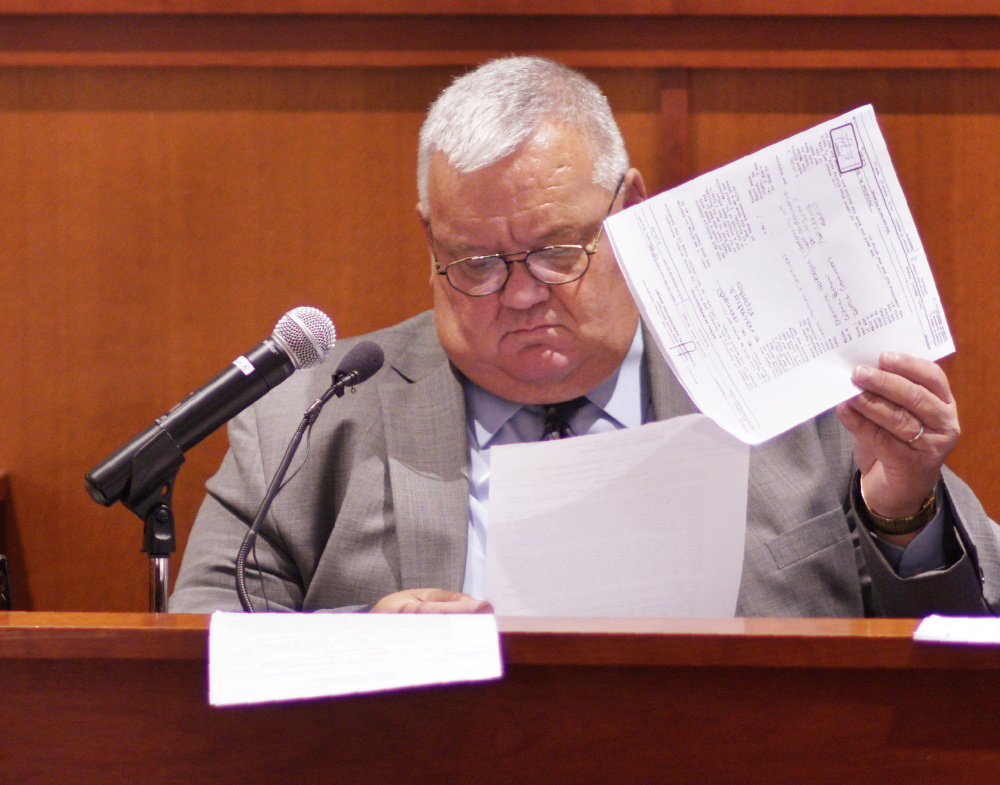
[447,246,590,295]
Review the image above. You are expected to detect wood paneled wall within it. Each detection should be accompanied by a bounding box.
[0,4,998,610]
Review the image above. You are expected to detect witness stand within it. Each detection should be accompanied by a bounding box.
[0,613,997,784]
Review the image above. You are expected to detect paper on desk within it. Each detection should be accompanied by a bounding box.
[914,615,1000,645]
[606,105,953,444]
[208,612,502,706]
[484,414,749,617]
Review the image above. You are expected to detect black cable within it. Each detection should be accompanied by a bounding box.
[233,341,385,612]
[235,415,311,612]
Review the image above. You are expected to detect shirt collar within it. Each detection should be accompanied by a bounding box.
[463,325,646,449]
[586,325,645,430]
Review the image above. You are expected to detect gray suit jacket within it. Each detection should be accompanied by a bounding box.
[171,311,1000,616]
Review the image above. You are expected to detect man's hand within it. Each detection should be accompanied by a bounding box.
[372,588,494,614]
[836,352,959,525]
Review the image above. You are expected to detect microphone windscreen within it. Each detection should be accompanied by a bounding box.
[273,307,336,369]
[336,340,385,386]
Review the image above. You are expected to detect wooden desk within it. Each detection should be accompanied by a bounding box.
[0,614,997,783]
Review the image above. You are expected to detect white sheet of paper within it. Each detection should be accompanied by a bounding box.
[914,615,1000,645]
[484,414,749,617]
[606,105,953,444]
[208,612,502,706]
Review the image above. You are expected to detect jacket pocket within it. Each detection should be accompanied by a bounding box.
[766,507,853,570]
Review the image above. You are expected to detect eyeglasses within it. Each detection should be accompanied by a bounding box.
[430,174,626,297]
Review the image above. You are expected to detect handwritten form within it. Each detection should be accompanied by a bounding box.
[606,105,953,444]
[484,415,749,617]
[209,613,502,706]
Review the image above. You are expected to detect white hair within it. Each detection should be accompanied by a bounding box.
[417,56,629,211]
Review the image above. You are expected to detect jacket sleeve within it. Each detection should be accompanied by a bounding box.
[852,466,1000,617]
[170,404,314,613]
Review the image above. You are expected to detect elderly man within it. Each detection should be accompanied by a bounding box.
[172,56,1000,616]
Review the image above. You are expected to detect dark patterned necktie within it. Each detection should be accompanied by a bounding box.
[540,397,589,439]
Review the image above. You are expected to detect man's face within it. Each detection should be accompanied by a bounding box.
[422,123,643,404]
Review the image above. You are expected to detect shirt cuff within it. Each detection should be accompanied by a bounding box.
[871,501,953,578]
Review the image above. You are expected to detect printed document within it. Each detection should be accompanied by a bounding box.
[209,613,502,706]
[484,414,749,617]
[606,105,953,443]
[914,615,1000,645]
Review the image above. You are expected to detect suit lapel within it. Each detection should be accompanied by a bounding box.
[373,318,697,593]
[643,323,699,422]
[378,326,470,592]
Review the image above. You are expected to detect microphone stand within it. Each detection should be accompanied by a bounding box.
[121,429,185,612]
[116,365,369,612]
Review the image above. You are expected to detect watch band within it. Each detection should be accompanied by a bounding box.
[858,474,938,536]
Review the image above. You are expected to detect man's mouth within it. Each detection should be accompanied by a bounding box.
[506,324,561,342]
[509,322,559,335]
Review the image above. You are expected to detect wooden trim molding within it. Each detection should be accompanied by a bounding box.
[0,12,999,68]
[4,2,1000,17]
[0,613,996,672]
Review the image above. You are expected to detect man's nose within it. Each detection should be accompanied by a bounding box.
[498,259,550,309]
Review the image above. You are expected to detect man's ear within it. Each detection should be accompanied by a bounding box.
[416,202,437,281]
[622,168,647,209]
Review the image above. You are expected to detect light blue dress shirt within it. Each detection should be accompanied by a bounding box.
[461,328,649,599]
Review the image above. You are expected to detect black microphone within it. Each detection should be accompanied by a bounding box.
[333,340,385,389]
[299,341,386,427]
[85,306,336,507]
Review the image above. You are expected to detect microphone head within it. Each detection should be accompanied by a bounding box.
[273,307,336,369]
[335,340,385,386]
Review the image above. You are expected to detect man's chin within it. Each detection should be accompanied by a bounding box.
[462,354,591,403]
[501,344,575,370]
[502,347,575,384]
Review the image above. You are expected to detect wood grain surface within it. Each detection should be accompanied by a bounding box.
[0,7,998,611]
[0,614,998,784]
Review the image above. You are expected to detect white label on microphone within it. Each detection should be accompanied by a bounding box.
[233,356,255,376]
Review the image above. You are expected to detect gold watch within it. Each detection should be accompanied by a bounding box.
[858,474,938,536]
